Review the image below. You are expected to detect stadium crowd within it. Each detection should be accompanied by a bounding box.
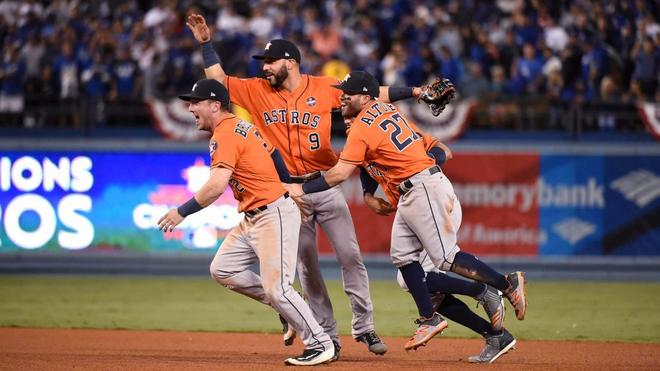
[0,0,658,130]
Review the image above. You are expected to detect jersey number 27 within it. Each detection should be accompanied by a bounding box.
[379,113,419,151]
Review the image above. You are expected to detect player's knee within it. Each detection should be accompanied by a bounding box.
[209,261,233,286]
[390,254,410,269]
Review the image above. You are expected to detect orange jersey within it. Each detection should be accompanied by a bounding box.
[340,100,435,201]
[209,115,286,212]
[364,129,439,206]
[226,75,341,176]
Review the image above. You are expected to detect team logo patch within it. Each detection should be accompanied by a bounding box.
[209,140,217,155]
[306,97,317,107]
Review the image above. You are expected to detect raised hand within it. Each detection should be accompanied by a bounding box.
[186,14,211,43]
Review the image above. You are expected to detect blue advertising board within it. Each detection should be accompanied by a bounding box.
[0,151,239,254]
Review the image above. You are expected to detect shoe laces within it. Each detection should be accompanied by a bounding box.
[415,313,439,326]
[358,331,382,345]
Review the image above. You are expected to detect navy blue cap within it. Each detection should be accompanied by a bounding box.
[179,79,229,106]
[332,71,379,98]
[252,39,301,63]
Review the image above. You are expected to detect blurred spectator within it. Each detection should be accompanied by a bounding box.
[438,45,462,86]
[249,8,273,39]
[0,0,656,132]
[310,20,342,61]
[53,42,80,127]
[461,61,489,98]
[597,75,621,131]
[111,47,141,99]
[0,45,26,126]
[81,52,111,126]
[380,40,406,86]
[631,36,659,100]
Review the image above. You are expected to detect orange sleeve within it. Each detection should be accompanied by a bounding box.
[253,127,275,154]
[339,124,369,165]
[422,133,439,152]
[225,76,259,111]
[210,132,241,171]
[406,121,438,151]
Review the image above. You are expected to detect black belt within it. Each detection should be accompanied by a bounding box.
[397,166,441,195]
[244,192,289,217]
[289,171,322,184]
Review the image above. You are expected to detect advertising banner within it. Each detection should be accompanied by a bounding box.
[1,150,658,256]
[0,152,239,254]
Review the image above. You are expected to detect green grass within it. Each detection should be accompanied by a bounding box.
[1,276,659,342]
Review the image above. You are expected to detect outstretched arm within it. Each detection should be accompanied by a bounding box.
[287,161,356,197]
[187,14,228,84]
[379,86,423,103]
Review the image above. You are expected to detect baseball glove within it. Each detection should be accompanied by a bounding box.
[418,78,456,116]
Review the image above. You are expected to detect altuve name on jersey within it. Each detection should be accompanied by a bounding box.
[360,102,397,126]
[262,109,321,128]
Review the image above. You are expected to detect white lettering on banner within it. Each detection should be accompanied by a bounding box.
[0,157,10,190]
[453,178,605,211]
[0,156,94,192]
[4,194,57,249]
[70,156,94,192]
[11,157,42,191]
[133,203,242,232]
[131,159,244,249]
[2,194,94,250]
[0,156,95,250]
[459,223,547,245]
[57,194,94,250]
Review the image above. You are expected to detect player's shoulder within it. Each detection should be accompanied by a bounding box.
[227,75,268,88]
[307,74,340,88]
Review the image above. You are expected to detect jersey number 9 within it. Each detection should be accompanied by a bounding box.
[309,132,320,150]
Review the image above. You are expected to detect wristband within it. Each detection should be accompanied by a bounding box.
[201,41,220,68]
[388,87,414,102]
[359,167,378,195]
[177,197,203,217]
[427,147,447,166]
[302,176,331,194]
[271,149,291,183]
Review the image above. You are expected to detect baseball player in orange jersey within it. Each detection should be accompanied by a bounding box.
[186,14,430,357]
[157,79,334,366]
[289,70,527,351]
[357,126,517,363]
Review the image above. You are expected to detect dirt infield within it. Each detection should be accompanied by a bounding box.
[1,328,659,371]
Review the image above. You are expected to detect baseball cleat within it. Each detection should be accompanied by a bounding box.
[329,340,341,362]
[284,345,334,366]
[355,330,388,355]
[279,314,296,346]
[504,271,527,320]
[476,285,505,331]
[404,312,448,351]
[468,329,516,364]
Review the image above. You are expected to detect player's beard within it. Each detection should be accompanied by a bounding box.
[341,100,361,119]
[266,65,288,89]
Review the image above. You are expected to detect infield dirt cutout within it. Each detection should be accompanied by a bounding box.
[1,328,659,370]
